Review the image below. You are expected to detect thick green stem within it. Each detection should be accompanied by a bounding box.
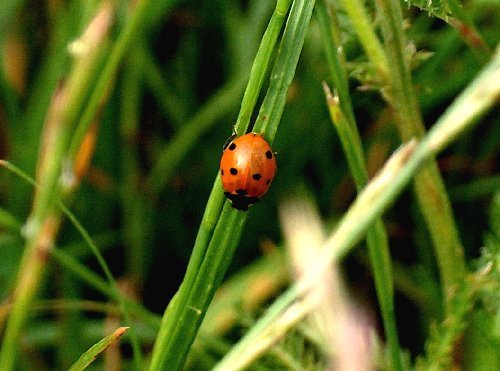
[375,0,467,302]
[149,0,316,368]
[0,6,112,367]
[0,231,52,370]
[148,0,292,367]
[337,0,388,78]
[68,0,176,159]
[316,3,402,369]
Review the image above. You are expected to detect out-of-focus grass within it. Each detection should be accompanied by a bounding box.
[0,0,498,370]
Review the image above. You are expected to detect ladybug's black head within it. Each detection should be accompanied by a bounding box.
[224,192,260,211]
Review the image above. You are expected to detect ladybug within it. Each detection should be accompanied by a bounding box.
[220,132,277,211]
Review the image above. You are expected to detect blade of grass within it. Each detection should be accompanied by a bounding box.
[153,205,248,370]
[50,248,161,329]
[235,0,294,134]
[0,6,114,369]
[146,0,292,194]
[316,2,402,370]
[336,0,389,79]
[119,49,149,285]
[68,326,128,371]
[215,46,500,368]
[147,0,293,363]
[68,0,177,160]
[7,6,71,216]
[253,0,315,139]
[375,0,467,303]
[0,159,146,369]
[149,0,319,369]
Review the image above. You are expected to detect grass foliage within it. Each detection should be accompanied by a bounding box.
[0,0,498,369]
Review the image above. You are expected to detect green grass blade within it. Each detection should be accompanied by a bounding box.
[375,0,467,303]
[215,46,500,368]
[316,2,403,369]
[68,327,129,371]
[0,6,113,368]
[337,0,388,78]
[68,0,177,159]
[148,1,293,366]
[149,0,322,369]
[235,0,294,134]
[254,0,316,139]
[0,160,144,369]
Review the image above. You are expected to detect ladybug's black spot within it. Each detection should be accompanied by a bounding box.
[236,189,247,195]
[266,179,271,185]
[221,169,224,176]
[230,168,238,175]
[229,143,236,150]
[265,150,273,159]
[252,173,262,180]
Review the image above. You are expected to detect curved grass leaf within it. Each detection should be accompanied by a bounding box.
[68,327,129,371]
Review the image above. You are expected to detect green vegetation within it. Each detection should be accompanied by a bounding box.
[0,0,498,370]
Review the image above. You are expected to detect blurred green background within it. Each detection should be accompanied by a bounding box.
[0,0,498,369]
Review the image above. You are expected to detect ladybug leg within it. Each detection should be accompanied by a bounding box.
[222,132,238,151]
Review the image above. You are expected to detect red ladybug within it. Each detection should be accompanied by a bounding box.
[220,132,277,211]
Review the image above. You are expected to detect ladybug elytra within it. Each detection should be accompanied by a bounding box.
[220,132,277,211]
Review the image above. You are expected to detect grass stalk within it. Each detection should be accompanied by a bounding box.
[235,0,294,134]
[215,47,500,367]
[149,1,317,369]
[0,6,113,368]
[146,0,294,194]
[68,0,177,160]
[0,160,149,369]
[0,219,58,370]
[7,7,70,215]
[253,0,315,139]
[375,0,467,302]
[337,0,389,79]
[148,0,292,353]
[0,159,146,368]
[120,50,148,284]
[68,326,129,371]
[316,2,402,369]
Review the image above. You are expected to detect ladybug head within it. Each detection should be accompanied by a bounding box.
[224,192,260,211]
